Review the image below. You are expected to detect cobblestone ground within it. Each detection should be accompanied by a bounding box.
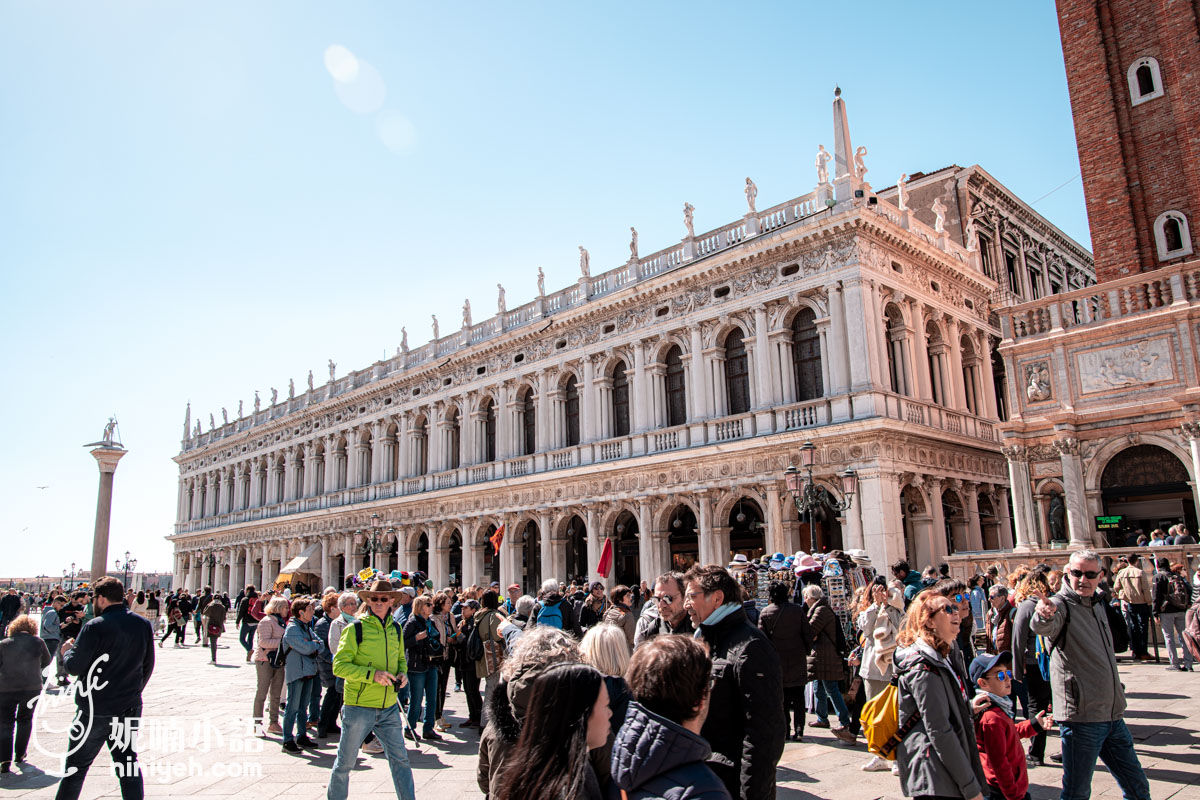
[3,638,1198,799]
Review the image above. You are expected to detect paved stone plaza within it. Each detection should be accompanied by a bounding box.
[3,641,1198,799]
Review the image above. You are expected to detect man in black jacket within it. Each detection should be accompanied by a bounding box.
[56,577,154,800]
[684,564,784,800]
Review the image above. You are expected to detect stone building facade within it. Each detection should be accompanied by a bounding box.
[994,3,1200,552]
[168,95,1091,594]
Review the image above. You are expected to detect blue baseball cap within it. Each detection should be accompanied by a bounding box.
[968,651,1012,686]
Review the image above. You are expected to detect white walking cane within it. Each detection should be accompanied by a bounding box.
[394,678,420,753]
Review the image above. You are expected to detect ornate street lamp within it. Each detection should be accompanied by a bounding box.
[64,562,77,591]
[356,513,396,572]
[203,538,221,587]
[115,551,137,589]
[784,441,858,550]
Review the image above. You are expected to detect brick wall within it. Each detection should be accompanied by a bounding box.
[1056,0,1200,282]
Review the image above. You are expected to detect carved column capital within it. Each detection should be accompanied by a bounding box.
[1052,437,1080,456]
[1001,445,1028,462]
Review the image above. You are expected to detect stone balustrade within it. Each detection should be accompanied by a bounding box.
[1001,260,1200,341]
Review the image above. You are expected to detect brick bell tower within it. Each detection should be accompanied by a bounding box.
[1056,0,1200,282]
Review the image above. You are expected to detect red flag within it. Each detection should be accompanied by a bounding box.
[597,537,614,578]
[490,523,506,553]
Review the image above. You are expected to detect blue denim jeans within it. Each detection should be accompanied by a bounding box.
[282,676,314,743]
[239,622,257,654]
[308,678,322,723]
[327,703,415,800]
[406,669,439,735]
[1059,719,1149,800]
[814,679,853,729]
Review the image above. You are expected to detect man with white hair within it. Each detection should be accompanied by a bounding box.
[529,578,580,636]
[1032,549,1149,800]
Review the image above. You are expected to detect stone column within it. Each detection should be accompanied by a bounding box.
[765,484,786,555]
[856,471,905,570]
[496,384,512,460]
[637,500,655,583]
[1003,446,1037,550]
[320,536,330,590]
[226,547,236,595]
[538,510,554,585]
[581,357,596,443]
[772,331,796,405]
[844,487,865,551]
[753,305,772,409]
[926,477,948,566]
[978,333,999,419]
[707,350,728,417]
[996,486,1015,550]
[946,317,967,411]
[909,302,933,402]
[585,506,602,583]
[964,482,983,550]
[430,528,450,591]
[689,326,708,421]
[697,493,716,566]
[1183,422,1200,522]
[172,552,182,591]
[1055,437,1091,545]
[632,343,649,434]
[88,445,127,583]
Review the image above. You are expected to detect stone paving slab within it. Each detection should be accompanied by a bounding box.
[2,639,1197,799]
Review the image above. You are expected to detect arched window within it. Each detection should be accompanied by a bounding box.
[612,362,630,436]
[791,309,823,400]
[883,303,910,396]
[1154,211,1193,260]
[564,375,580,446]
[665,346,687,427]
[414,417,429,475]
[724,329,750,415]
[1127,57,1164,105]
[482,399,496,462]
[521,388,536,456]
[446,407,461,470]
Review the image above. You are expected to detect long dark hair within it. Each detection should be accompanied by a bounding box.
[493,663,604,800]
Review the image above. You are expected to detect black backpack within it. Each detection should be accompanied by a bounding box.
[466,622,485,663]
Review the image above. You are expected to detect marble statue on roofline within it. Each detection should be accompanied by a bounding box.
[537,267,545,297]
[288,378,295,399]
[497,284,506,314]
[328,359,336,381]
[815,145,831,185]
[270,388,278,405]
[629,228,638,260]
[745,178,757,213]
[463,299,472,329]
[579,246,590,278]
[854,146,868,181]
[401,327,409,352]
[307,370,314,392]
[237,400,243,418]
[683,203,695,238]
[209,413,215,431]
[221,408,228,426]
[432,314,439,340]
[897,173,910,211]
[254,391,261,412]
[932,197,947,234]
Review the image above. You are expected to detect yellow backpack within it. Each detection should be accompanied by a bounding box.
[861,668,927,760]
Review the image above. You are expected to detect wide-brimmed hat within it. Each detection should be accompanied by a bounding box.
[793,552,820,573]
[728,554,751,571]
[847,549,873,567]
[356,579,404,601]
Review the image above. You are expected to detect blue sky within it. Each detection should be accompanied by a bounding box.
[0,1,1087,581]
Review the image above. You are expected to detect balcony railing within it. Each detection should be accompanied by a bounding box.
[1001,261,1200,342]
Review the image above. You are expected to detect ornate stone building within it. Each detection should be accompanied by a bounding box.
[168,94,1092,594]
[989,1,1200,554]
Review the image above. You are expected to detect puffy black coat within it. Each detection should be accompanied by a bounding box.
[757,601,811,687]
[608,701,732,800]
[805,599,845,682]
[695,606,785,800]
[402,614,437,673]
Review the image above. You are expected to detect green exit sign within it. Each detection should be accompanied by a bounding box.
[1095,515,1124,530]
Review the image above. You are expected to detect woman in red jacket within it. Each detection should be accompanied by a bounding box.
[969,652,1050,800]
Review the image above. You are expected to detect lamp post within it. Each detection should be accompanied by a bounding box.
[784,441,858,551]
[64,562,77,591]
[115,551,137,589]
[203,538,221,588]
[356,513,396,573]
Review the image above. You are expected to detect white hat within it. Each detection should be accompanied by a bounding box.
[728,554,750,571]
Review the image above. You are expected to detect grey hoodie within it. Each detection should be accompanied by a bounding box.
[1029,583,1126,724]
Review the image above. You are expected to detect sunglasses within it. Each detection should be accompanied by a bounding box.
[655,594,677,605]
[949,593,968,603]
[1068,569,1100,580]
[932,605,958,616]
[368,596,392,603]
[990,670,1014,681]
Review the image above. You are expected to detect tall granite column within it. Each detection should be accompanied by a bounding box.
[88,444,127,583]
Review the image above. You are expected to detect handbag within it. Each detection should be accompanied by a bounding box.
[207,623,221,637]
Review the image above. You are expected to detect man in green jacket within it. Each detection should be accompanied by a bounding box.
[327,580,415,800]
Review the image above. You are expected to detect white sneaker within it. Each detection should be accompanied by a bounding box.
[361,740,384,754]
[890,762,900,775]
[862,756,890,772]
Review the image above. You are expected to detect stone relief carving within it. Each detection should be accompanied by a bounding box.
[1077,337,1174,394]
[1025,361,1052,402]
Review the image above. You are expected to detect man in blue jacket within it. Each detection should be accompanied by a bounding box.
[56,577,154,800]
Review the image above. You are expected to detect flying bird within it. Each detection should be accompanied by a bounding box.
[36,486,48,489]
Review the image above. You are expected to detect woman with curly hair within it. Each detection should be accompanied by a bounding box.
[0,615,51,773]
[894,591,987,800]
[1012,569,1054,765]
[492,663,611,800]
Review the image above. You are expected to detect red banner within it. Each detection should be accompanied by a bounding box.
[597,537,613,578]
[490,522,506,553]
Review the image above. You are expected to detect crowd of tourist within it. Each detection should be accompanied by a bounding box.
[1,539,1198,800]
